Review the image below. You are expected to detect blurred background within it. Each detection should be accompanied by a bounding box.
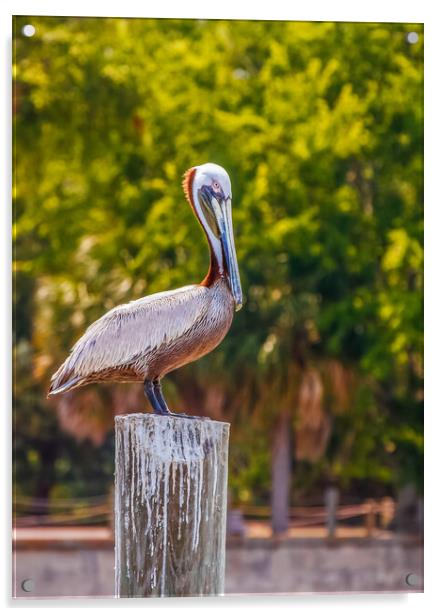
[13,16,423,596]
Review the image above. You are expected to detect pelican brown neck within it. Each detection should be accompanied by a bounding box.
[183,167,224,286]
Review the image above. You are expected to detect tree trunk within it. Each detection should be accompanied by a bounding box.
[271,407,291,535]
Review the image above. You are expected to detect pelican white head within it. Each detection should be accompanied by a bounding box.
[194,162,232,200]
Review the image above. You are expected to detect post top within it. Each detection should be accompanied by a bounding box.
[115,412,230,429]
[115,412,230,463]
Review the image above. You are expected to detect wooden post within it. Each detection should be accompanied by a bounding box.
[379,496,395,529]
[271,408,291,535]
[114,413,230,598]
[365,498,376,537]
[325,486,339,539]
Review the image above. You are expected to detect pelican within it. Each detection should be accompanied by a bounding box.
[48,163,242,418]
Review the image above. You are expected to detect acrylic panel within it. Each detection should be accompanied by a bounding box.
[12,15,424,598]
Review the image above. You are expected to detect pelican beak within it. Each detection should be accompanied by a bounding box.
[218,196,243,311]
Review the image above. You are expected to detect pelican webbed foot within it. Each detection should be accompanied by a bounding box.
[166,411,207,421]
[144,378,207,420]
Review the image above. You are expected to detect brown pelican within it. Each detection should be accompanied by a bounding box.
[48,163,242,418]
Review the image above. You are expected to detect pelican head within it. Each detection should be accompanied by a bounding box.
[183,163,243,311]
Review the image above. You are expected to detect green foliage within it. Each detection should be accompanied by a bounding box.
[13,17,423,502]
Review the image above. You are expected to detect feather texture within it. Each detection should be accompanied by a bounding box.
[49,279,234,395]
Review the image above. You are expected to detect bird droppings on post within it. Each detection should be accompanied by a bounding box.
[115,413,229,598]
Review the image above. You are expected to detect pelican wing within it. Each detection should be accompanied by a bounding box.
[49,284,208,393]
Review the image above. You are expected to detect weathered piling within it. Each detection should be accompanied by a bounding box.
[114,413,230,598]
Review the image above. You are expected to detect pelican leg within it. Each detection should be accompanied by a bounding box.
[153,378,205,420]
[152,379,170,414]
[144,379,169,415]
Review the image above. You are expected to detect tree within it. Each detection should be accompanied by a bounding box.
[13,17,423,520]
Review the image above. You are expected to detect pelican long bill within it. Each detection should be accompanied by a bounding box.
[214,196,243,311]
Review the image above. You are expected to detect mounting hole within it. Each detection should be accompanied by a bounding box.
[406,32,419,44]
[22,24,36,37]
[21,578,34,593]
[405,573,420,587]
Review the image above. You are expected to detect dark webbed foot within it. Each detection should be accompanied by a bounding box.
[144,378,207,420]
[152,407,207,420]
[166,411,208,421]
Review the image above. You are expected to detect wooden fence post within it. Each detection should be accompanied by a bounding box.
[365,498,376,537]
[271,408,291,535]
[115,413,230,598]
[325,486,339,539]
